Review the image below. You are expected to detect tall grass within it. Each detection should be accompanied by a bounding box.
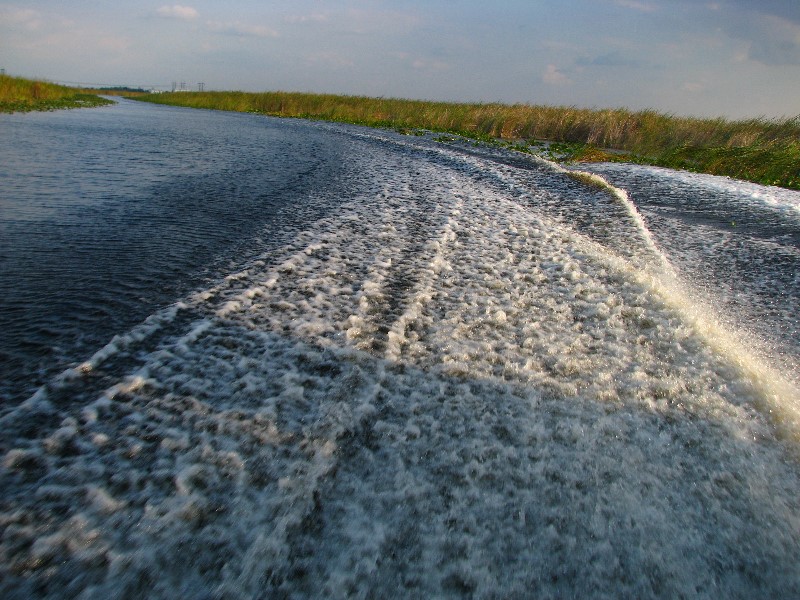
[137,90,799,189]
[0,74,112,112]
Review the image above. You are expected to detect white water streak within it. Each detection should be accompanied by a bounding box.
[2,129,799,598]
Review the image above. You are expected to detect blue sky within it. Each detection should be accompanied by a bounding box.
[1,0,799,119]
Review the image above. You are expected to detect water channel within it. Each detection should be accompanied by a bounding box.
[1,98,798,598]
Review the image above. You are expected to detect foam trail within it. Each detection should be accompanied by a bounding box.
[2,120,799,598]
[431,140,800,435]
[1,302,187,423]
[561,165,800,439]
[565,168,675,274]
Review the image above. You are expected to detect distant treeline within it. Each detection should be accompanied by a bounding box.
[0,74,112,112]
[137,90,800,190]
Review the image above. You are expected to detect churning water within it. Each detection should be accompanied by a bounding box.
[1,99,799,598]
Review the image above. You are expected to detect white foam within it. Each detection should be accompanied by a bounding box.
[2,127,799,598]
[582,161,800,220]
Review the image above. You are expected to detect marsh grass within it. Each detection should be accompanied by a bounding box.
[135,90,798,190]
[0,74,113,113]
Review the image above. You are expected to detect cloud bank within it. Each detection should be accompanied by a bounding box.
[156,5,198,21]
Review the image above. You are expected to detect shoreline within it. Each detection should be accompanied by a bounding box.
[134,90,800,191]
[2,71,795,190]
[0,74,113,113]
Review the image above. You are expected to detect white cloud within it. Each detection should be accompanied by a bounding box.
[285,13,328,24]
[97,36,132,53]
[207,21,278,38]
[343,8,420,35]
[614,0,657,13]
[543,64,571,85]
[156,5,198,21]
[0,6,75,33]
[0,7,43,30]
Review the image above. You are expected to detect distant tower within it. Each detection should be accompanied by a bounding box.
[198,82,205,92]
[180,81,186,91]
[171,81,177,92]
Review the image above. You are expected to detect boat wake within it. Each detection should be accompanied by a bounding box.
[2,126,799,598]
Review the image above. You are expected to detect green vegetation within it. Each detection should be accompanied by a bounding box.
[75,86,150,97]
[137,90,800,190]
[0,74,113,113]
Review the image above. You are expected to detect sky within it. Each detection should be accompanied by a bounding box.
[1,0,799,119]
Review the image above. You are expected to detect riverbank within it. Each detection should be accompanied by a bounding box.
[0,74,113,113]
[136,90,800,190]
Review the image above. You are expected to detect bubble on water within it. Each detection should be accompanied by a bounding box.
[2,123,799,598]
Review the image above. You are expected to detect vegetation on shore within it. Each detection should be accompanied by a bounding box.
[78,86,149,97]
[0,74,113,113]
[137,90,800,190]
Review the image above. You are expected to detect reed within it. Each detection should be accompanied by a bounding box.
[137,90,799,189]
[0,74,112,112]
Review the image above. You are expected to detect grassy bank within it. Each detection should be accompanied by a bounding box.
[0,74,113,113]
[77,86,150,97]
[137,90,800,190]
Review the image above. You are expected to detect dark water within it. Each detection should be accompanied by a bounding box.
[1,100,799,598]
[1,99,351,404]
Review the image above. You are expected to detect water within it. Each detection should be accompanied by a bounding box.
[0,100,347,404]
[575,162,800,375]
[1,99,799,598]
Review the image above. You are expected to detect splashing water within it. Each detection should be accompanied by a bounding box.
[1,103,799,598]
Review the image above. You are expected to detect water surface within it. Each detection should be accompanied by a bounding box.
[1,100,799,598]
